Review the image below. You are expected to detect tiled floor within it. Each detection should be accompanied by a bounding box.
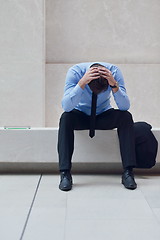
[1,174,160,240]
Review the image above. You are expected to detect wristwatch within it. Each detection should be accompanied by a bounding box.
[110,81,119,88]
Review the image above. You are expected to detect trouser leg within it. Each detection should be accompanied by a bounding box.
[57,110,90,171]
[58,108,136,171]
[96,109,136,168]
[117,112,136,168]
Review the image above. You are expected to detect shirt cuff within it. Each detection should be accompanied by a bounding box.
[112,88,123,97]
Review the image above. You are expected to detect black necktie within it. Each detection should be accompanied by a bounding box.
[89,92,97,138]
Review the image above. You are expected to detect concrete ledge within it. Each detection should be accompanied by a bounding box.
[0,128,159,173]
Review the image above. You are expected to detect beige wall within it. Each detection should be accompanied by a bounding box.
[0,0,160,127]
[0,0,45,127]
[46,0,160,127]
[46,0,160,64]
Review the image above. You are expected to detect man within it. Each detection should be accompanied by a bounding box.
[58,62,137,191]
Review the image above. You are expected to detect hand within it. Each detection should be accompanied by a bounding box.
[78,67,100,89]
[97,66,119,92]
[97,67,116,86]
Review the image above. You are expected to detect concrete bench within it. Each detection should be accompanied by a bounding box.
[0,128,159,173]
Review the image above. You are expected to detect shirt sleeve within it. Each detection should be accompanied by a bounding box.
[112,68,130,111]
[62,68,84,112]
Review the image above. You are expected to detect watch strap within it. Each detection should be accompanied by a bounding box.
[110,82,119,88]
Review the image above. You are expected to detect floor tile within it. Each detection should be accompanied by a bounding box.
[68,174,144,199]
[1,174,160,240]
[66,175,154,221]
[23,175,67,240]
[65,219,160,240]
[66,198,154,221]
[0,175,40,240]
[138,175,160,208]
[152,208,160,224]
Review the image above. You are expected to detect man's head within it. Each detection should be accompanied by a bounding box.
[88,63,109,94]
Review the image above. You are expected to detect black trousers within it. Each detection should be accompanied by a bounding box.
[58,109,136,171]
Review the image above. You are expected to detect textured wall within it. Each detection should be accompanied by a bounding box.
[0,1,159,127]
[46,0,160,64]
[46,0,160,127]
[0,0,45,127]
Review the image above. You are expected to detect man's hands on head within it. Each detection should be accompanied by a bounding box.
[98,67,119,93]
[78,67,100,89]
[78,66,119,92]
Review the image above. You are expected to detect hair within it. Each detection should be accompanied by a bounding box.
[88,63,109,94]
[90,63,104,68]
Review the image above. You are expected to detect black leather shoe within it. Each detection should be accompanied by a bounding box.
[59,171,72,191]
[122,169,137,190]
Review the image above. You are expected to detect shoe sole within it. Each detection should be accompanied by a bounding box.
[122,180,137,190]
[59,184,72,191]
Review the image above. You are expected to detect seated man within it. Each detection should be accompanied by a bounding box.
[58,62,137,191]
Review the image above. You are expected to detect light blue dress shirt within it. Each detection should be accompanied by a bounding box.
[62,62,130,115]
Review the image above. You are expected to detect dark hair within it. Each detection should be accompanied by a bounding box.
[88,63,109,94]
[90,63,104,68]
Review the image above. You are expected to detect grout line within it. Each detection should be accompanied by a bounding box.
[19,174,42,240]
[144,195,160,225]
[139,185,160,225]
